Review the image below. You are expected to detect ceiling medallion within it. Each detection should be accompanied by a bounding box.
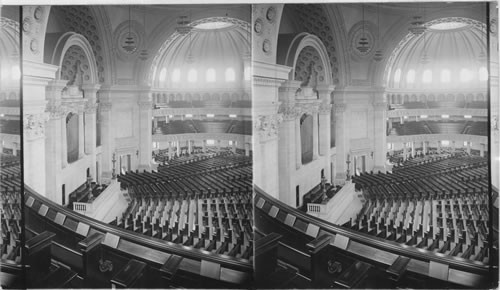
[373,50,384,62]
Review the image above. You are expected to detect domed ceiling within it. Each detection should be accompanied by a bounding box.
[153,18,250,89]
[387,18,487,89]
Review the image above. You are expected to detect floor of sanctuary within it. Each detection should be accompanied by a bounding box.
[324,181,364,226]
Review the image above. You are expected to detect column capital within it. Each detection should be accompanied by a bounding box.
[373,101,388,111]
[319,103,332,114]
[278,102,300,121]
[278,80,302,93]
[333,103,347,114]
[99,102,112,112]
[84,101,98,114]
[46,100,66,119]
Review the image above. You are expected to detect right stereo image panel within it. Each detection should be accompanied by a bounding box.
[252,3,499,289]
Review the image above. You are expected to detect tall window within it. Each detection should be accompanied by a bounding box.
[479,67,488,81]
[460,68,472,82]
[206,68,216,82]
[406,69,415,84]
[159,68,167,84]
[393,68,401,83]
[422,69,432,83]
[440,69,451,83]
[187,69,197,83]
[172,68,181,83]
[225,67,235,82]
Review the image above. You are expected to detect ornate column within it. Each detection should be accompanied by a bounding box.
[411,141,415,158]
[316,85,334,157]
[312,112,319,160]
[333,103,348,184]
[138,90,153,171]
[23,61,58,196]
[253,61,290,197]
[188,140,192,154]
[78,109,85,158]
[82,84,99,179]
[277,80,301,206]
[176,141,180,156]
[403,143,407,161]
[97,87,114,184]
[45,79,67,203]
[373,97,388,173]
[295,117,302,169]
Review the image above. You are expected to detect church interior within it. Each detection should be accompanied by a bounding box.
[0,2,498,290]
[253,2,499,289]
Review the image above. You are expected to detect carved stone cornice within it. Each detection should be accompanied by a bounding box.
[24,113,49,140]
[278,102,301,121]
[253,76,287,88]
[254,114,283,142]
[387,133,488,144]
[387,108,488,118]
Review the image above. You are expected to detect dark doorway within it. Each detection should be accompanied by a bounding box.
[296,186,300,208]
[62,184,66,205]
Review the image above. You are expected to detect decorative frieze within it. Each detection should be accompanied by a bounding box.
[333,103,347,114]
[278,103,301,120]
[319,103,332,114]
[84,102,98,114]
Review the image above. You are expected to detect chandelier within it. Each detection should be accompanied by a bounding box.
[409,16,427,35]
[373,4,383,62]
[356,4,370,54]
[176,15,193,35]
[122,6,137,54]
[138,7,149,60]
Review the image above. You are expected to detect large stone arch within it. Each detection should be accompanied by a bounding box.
[276,32,333,85]
[49,32,99,84]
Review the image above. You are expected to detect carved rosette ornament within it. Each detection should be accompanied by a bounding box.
[278,103,301,121]
[24,113,49,139]
[255,114,283,142]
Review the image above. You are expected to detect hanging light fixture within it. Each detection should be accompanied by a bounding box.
[139,7,149,61]
[373,4,384,62]
[185,12,195,64]
[356,4,370,53]
[409,5,427,36]
[176,15,193,35]
[420,7,430,64]
[122,6,137,54]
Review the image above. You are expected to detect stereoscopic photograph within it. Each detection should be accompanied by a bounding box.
[0,1,498,289]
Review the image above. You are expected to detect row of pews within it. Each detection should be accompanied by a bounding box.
[254,184,496,289]
[0,154,23,288]
[116,154,254,262]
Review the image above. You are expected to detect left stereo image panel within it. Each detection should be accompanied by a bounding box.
[0,5,23,290]
[8,5,253,289]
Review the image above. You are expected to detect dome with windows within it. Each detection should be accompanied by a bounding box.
[387,18,487,89]
[153,19,250,89]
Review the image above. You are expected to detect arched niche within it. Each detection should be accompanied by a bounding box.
[48,32,99,85]
[276,32,333,86]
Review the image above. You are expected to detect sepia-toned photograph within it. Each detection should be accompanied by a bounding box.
[0,1,499,289]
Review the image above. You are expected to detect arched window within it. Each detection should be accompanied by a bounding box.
[422,69,432,83]
[225,67,235,82]
[479,67,488,81]
[244,66,251,81]
[406,69,415,84]
[300,114,313,164]
[171,68,181,83]
[206,68,216,82]
[158,68,167,84]
[393,68,401,83]
[66,113,79,163]
[440,69,451,83]
[187,69,197,83]
[460,68,472,82]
